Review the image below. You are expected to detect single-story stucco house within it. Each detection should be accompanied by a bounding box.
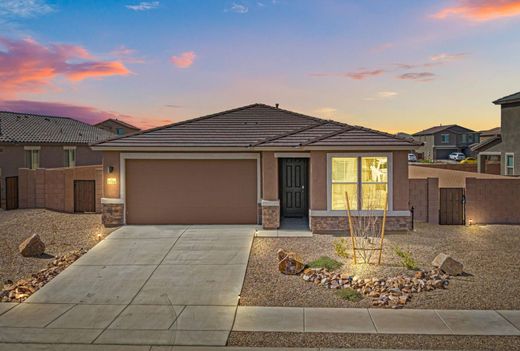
[92,104,421,233]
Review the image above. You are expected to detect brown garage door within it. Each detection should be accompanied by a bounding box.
[125,159,258,224]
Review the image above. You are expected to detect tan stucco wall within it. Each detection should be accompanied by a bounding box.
[393,150,409,211]
[310,151,327,210]
[261,151,278,200]
[102,151,121,199]
[0,145,102,209]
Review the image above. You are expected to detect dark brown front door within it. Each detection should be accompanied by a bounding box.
[439,188,465,225]
[6,176,18,210]
[74,180,96,213]
[280,158,308,218]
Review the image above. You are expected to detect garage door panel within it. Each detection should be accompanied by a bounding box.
[125,159,257,224]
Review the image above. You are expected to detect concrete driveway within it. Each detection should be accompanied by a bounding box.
[0,225,255,346]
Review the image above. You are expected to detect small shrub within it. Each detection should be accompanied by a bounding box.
[307,256,343,271]
[394,246,418,270]
[335,288,363,302]
[333,238,349,260]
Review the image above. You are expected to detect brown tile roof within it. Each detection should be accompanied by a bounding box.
[95,118,141,131]
[0,111,114,144]
[94,103,420,149]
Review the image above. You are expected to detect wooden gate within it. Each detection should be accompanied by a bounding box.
[74,180,96,213]
[6,176,19,210]
[439,188,465,225]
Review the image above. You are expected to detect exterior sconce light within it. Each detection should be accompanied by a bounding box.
[107,177,117,185]
[107,166,114,173]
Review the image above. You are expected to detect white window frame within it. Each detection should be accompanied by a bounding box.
[505,153,514,175]
[441,134,450,144]
[24,146,40,169]
[326,152,393,215]
[63,146,76,167]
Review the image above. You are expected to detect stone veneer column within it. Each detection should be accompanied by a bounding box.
[101,198,125,227]
[261,200,280,230]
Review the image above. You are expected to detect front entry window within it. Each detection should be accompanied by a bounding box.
[331,157,358,210]
[330,155,389,211]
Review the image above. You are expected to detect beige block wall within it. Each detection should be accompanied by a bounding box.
[466,177,520,224]
[19,165,102,213]
[408,177,439,224]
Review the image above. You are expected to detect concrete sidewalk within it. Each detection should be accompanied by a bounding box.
[0,225,256,346]
[233,306,520,336]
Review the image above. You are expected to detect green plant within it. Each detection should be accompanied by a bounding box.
[307,256,343,271]
[335,288,363,302]
[333,238,349,260]
[394,246,418,270]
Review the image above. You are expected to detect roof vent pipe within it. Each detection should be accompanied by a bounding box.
[275,103,279,108]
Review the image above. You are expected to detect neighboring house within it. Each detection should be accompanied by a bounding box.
[95,118,141,136]
[472,127,501,174]
[92,103,421,233]
[412,124,480,160]
[0,111,114,209]
[477,92,520,176]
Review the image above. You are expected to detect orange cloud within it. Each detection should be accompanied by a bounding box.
[170,51,196,68]
[433,0,520,21]
[0,36,130,97]
[0,99,170,129]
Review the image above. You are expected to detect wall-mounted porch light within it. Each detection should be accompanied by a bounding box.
[107,166,114,173]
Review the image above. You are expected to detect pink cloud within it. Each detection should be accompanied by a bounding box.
[0,99,171,130]
[170,51,196,68]
[310,69,385,80]
[433,0,520,21]
[0,36,130,97]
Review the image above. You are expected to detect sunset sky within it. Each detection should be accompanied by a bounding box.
[1,0,520,133]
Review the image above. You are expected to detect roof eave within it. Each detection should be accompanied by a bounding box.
[91,145,418,152]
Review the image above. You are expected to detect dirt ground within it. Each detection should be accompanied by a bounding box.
[228,332,520,351]
[240,222,520,310]
[0,209,116,286]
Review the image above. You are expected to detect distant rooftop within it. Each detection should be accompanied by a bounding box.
[493,91,520,105]
[413,124,475,136]
[95,118,141,131]
[0,111,114,144]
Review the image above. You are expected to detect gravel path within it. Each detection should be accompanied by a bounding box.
[0,209,116,286]
[240,222,520,309]
[228,332,520,350]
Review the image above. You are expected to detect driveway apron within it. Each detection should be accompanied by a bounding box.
[0,225,255,346]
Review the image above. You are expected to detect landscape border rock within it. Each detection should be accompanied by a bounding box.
[301,267,450,308]
[432,253,464,276]
[1,249,86,302]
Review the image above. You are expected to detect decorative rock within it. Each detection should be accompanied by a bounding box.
[1,249,86,302]
[432,253,464,276]
[19,234,45,257]
[277,249,305,275]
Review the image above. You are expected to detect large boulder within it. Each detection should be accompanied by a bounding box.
[277,249,305,275]
[19,234,45,257]
[432,253,463,276]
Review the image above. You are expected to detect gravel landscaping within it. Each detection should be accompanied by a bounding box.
[228,332,520,351]
[0,209,116,287]
[240,222,520,310]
